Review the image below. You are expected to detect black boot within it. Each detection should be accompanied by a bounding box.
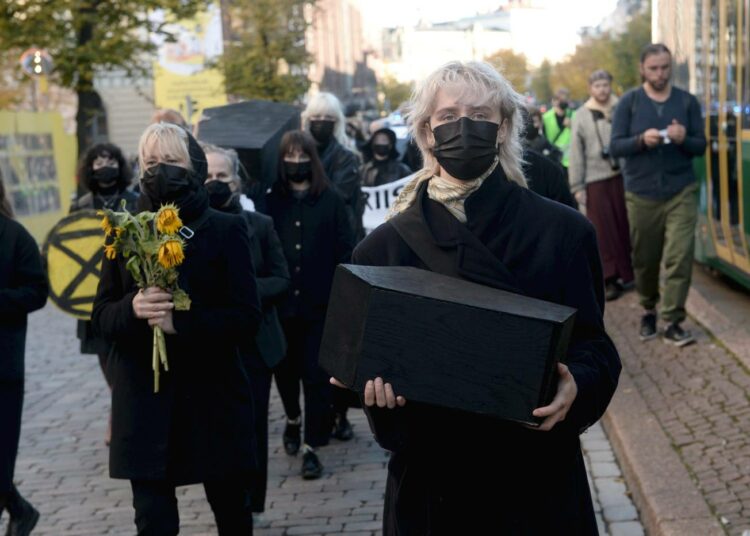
[282,418,301,456]
[332,412,354,441]
[5,487,39,536]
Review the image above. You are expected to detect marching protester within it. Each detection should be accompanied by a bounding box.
[525,105,563,164]
[0,172,48,536]
[610,43,706,346]
[360,127,413,187]
[332,61,621,534]
[266,130,354,480]
[302,92,363,434]
[70,143,139,444]
[569,69,634,301]
[302,92,364,240]
[543,88,576,172]
[92,123,261,535]
[201,142,290,523]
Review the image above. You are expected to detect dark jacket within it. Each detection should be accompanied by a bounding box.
[522,148,577,209]
[71,188,139,355]
[318,139,363,237]
[0,215,48,491]
[92,207,262,484]
[265,185,354,321]
[240,209,290,369]
[361,159,413,188]
[351,167,620,535]
[610,86,706,200]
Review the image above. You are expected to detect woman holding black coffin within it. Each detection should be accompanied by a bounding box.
[201,142,290,521]
[267,130,354,480]
[92,123,260,535]
[332,61,621,534]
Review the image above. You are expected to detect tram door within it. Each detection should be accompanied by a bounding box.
[705,0,750,272]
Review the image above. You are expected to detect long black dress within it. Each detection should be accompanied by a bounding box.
[0,215,48,492]
[351,166,621,535]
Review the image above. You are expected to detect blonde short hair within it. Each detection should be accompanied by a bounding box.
[301,92,350,148]
[404,61,527,187]
[138,123,192,172]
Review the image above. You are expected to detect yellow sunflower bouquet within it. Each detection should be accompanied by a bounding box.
[99,202,191,392]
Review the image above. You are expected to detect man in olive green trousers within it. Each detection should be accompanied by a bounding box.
[610,44,706,346]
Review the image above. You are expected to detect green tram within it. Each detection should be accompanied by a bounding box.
[654,0,750,288]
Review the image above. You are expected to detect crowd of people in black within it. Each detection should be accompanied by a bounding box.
[0,42,706,535]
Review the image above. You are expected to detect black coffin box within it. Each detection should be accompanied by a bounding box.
[319,265,577,426]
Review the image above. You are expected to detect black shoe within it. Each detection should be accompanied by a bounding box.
[282,421,301,456]
[605,281,623,301]
[5,495,39,536]
[332,413,354,441]
[301,450,323,480]
[639,312,658,341]
[663,323,695,347]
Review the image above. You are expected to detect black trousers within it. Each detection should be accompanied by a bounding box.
[274,317,332,448]
[0,382,23,492]
[130,479,252,535]
[244,353,272,513]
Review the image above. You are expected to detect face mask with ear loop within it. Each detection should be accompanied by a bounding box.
[431,117,501,180]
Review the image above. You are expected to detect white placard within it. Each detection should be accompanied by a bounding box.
[361,174,415,233]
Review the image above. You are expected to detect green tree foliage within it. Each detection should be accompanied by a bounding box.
[0,0,206,154]
[378,76,413,113]
[218,0,314,103]
[530,59,553,104]
[485,49,529,93]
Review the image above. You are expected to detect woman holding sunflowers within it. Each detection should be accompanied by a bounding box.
[92,123,262,535]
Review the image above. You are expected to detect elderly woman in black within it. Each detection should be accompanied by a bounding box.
[92,123,261,535]
[333,61,621,534]
[71,142,138,443]
[201,143,290,522]
[267,130,354,480]
[0,172,48,534]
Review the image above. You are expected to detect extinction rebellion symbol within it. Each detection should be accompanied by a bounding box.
[42,209,105,320]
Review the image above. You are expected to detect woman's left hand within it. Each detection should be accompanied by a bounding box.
[148,309,176,334]
[530,363,577,431]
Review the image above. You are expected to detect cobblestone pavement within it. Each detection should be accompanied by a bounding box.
[605,288,750,536]
[1,304,642,535]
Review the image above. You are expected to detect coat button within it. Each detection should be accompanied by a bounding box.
[295,244,301,250]
[294,289,300,296]
[295,266,301,273]
[295,221,301,227]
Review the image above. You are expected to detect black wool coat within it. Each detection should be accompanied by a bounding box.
[265,186,354,321]
[0,215,48,490]
[92,208,262,484]
[240,209,290,369]
[318,139,364,237]
[351,167,621,535]
[523,148,578,209]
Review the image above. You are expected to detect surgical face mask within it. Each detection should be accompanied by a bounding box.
[141,163,191,206]
[309,120,335,145]
[284,161,312,183]
[431,117,499,180]
[205,180,233,209]
[372,143,391,158]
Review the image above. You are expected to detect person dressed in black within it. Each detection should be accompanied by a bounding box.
[360,127,413,187]
[201,143,290,524]
[92,123,261,535]
[70,142,138,445]
[266,130,354,480]
[0,172,48,536]
[525,105,563,164]
[332,61,621,534]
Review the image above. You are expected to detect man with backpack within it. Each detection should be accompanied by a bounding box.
[610,43,706,347]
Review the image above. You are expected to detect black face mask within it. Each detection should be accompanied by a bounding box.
[92,166,119,184]
[558,101,569,111]
[524,121,540,141]
[309,120,336,145]
[141,163,192,207]
[432,117,499,180]
[205,180,233,209]
[372,143,391,158]
[284,161,312,183]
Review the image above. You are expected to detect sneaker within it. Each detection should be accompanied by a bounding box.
[282,421,301,456]
[619,279,635,291]
[639,312,658,341]
[331,413,354,441]
[252,513,270,528]
[301,450,323,480]
[663,323,695,347]
[605,281,623,301]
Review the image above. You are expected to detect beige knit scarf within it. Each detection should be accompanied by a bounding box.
[387,157,499,223]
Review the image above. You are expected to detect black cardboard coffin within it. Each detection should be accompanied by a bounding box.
[319,265,577,426]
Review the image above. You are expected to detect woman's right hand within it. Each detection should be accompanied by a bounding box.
[330,377,406,409]
[132,287,174,320]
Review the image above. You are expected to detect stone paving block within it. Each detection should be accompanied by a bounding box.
[609,520,646,536]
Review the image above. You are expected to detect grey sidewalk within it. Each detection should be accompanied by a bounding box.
[2,304,642,535]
